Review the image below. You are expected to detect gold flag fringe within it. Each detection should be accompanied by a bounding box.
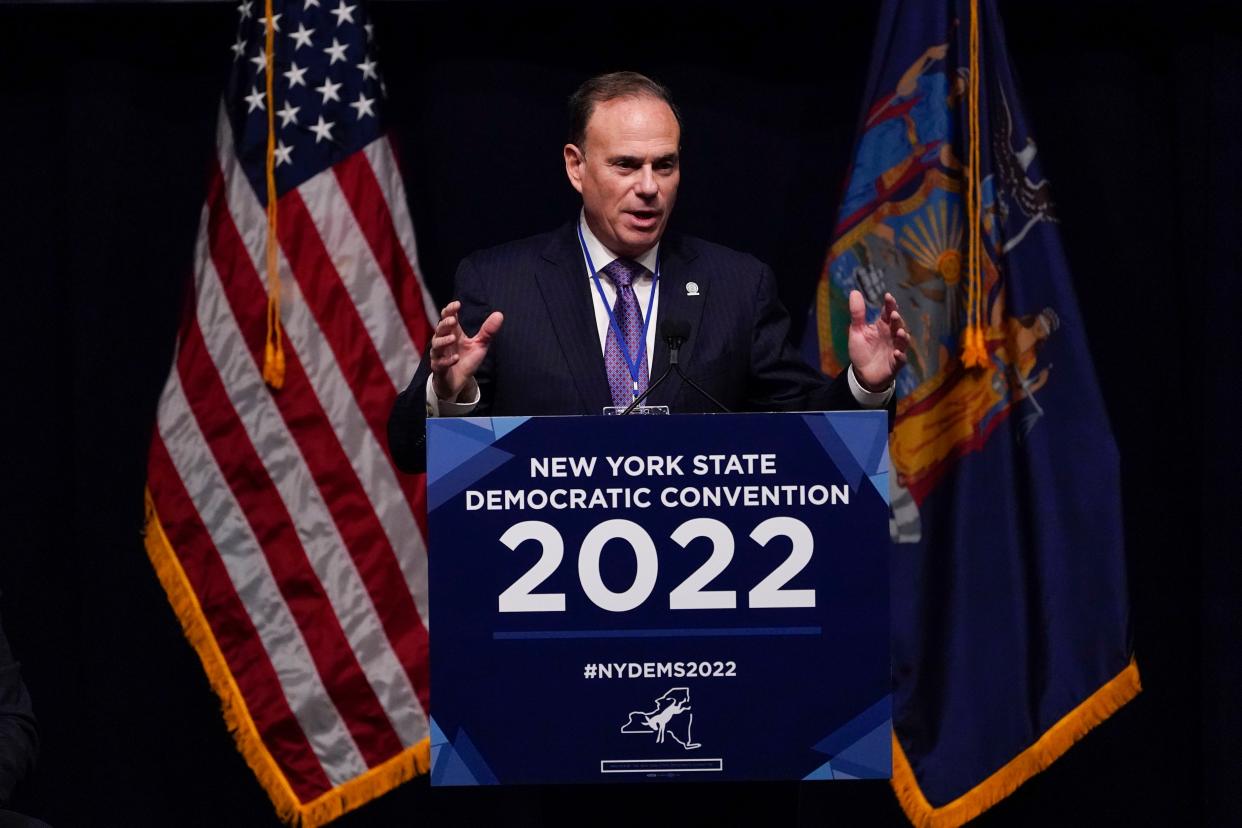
[144,489,429,826]
[891,658,1141,828]
[298,742,430,828]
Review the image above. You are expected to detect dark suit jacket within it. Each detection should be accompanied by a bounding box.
[388,221,862,474]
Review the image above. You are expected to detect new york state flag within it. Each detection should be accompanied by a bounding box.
[801,2,1140,825]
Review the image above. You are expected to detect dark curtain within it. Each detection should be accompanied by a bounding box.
[0,1,1235,825]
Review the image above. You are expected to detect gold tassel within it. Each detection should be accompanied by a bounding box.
[959,325,989,369]
[960,0,987,371]
[261,0,285,390]
[263,295,286,388]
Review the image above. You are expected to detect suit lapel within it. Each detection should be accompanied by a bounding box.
[533,223,612,414]
[647,233,706,408]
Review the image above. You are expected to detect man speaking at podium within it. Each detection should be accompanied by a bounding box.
[389,72,908,474]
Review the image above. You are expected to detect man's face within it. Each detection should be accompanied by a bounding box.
[564,95,681,259]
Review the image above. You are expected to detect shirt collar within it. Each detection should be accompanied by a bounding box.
[578,211,660,278]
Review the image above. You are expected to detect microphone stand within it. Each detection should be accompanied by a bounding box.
[620,334,682,415]
[672,362,730,414]
[621,331,731,415]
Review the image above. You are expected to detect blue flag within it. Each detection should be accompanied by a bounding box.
[800,2,1139,824]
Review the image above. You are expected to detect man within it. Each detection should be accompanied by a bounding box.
[388,72,907,473]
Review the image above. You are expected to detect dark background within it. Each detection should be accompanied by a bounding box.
[1,0,1238,825]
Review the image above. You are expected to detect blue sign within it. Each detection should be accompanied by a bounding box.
[427,412,891,785]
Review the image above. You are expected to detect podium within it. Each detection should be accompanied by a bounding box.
[426,412,891,785]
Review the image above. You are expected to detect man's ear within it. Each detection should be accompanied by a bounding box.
[564,143,585,194]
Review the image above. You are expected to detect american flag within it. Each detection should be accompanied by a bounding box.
[144,2,435,824]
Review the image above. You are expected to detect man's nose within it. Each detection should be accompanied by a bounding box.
[635,165,658,197]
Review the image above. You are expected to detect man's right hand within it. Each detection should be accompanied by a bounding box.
[429,300,504,401]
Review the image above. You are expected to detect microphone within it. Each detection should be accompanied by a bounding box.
[620,319,730,414]
[661,318,690,361]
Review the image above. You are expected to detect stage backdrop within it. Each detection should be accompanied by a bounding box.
[0,1,1236,827]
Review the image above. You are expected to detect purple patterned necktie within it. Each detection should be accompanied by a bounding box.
[601,258,649,408]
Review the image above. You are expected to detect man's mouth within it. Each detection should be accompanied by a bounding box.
[626,209,661,229]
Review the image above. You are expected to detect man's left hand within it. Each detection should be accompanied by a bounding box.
[847,289,909,392]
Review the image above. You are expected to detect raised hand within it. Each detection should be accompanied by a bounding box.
[847,290,909,392]
[429,300,504,401]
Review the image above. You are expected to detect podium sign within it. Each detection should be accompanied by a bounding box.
[427,412,891,784]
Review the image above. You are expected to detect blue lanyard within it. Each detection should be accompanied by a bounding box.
[578,223,660,395]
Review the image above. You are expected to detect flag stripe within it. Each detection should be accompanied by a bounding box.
[263,279,432,713]
[298,167,419,393]
[292,164,433,541]
[334,148,433,349]
[204,164,431,717]
[216,138,432,596]
[276,243,431,629]
[173,310,407,767]
[272,190,430,525]
[364,138,439,327]
[191,243,426,750]
[277,189,400,414]
[154,368,368,786]
[148,434,337,801]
